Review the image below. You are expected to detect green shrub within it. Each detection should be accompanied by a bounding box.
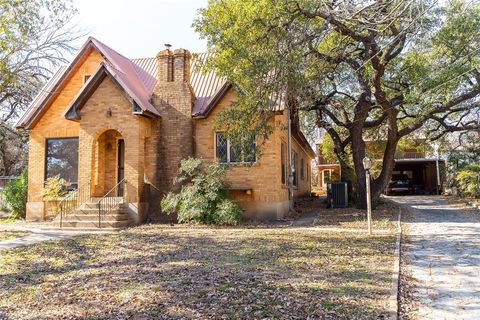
[161,157,242,225]
[456,165,480,198]
[1,169,28,219]
[41,176,68,215]
[40,176,67,200]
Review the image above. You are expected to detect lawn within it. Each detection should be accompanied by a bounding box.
[0,230,30,241]
[313,202,401,231]
[0,225,396,319]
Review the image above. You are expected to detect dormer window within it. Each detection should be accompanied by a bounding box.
[84,75,91,84]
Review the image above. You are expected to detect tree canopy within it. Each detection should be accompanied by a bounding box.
[195,0,480,207]
[0,0,80,175]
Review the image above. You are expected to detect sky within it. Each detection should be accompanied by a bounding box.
[72,0,209,58]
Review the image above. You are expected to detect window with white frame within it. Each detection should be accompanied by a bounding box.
[215,132,256,163]
[323,169,331,186]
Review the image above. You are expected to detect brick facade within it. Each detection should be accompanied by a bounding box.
[23,43,314,222]
[194,88,312,219]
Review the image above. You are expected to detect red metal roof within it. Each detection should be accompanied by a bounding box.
[131,52,228,117]
[16,37,281,127]
[16,65,68,129]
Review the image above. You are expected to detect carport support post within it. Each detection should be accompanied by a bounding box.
[435,144,441,195]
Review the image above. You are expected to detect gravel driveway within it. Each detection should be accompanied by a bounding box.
[390,195,480,319]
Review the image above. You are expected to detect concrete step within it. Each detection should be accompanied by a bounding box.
[56,213,130,222]
[52,219,131,229]
[66,207,126,215]
[40,226,125,232]
[80,202,124,210]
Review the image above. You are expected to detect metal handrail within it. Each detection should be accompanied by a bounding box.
[58,181,91,228]
[98,178,126,228]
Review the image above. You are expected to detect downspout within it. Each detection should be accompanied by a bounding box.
[287,107,293,210]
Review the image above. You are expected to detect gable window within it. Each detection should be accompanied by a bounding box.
[301,158,305,180]
[215,132,255,163]
[281,143,286,185]
[292,151,298,187]
[45,138,79,188]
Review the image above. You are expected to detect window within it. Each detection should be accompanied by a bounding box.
[301,158,305,180]
[323,169,331,187]
[83,75,91,84]
[292,151,298,187]
[281,143,286,185]
[45,138,79,187]
[215,132,256,163]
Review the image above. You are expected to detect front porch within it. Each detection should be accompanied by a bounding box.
[51,127,149,228]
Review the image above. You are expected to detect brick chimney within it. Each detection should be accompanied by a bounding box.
[150,47,194,221]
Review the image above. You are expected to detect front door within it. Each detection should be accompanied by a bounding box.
[117,139,125,196]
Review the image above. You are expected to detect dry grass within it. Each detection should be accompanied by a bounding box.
[0,225,396,319]
[0,230,30,241]
[311,201,400,231]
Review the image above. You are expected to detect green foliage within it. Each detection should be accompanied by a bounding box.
[1,169,28,218]
[161,158,242,225]
[196,0,480,207]
[41,175,67,200]
[456,165,480,198]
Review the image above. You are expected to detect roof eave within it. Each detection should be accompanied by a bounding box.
[20,39,102,129]
[195,83,232,118]
[63,62,160,120]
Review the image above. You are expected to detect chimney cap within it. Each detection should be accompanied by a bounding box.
[164,43,172,50]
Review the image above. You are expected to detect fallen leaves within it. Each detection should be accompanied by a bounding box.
[0,225,396,319]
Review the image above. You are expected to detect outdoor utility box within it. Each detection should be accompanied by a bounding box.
[327,182,348,208]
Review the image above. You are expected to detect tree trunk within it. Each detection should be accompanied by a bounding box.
[337,150,356,202]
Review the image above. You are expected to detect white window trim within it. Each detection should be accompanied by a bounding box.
[322,169,332,187]
[214,132,256,164]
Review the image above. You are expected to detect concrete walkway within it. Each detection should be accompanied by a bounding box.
[0,226,113,251]
[0,231,73,251]
[391,195,480,319]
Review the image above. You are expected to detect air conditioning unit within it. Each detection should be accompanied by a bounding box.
[327,182,348,208]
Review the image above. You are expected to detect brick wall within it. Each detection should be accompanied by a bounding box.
[150,48,194,221]
[194,88,312,220]
[26,50,103,220]
[24,45,313,222]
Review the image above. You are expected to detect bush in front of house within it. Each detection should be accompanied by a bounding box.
[456,164,480,198]
[161,157,242,225]
[41,176,68,215]
[40,176,67,200]
[1,169,28,219]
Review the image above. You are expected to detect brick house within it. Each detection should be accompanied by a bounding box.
[16,37,314,225]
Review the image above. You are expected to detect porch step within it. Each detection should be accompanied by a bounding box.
[53,207,131,230]
[71,207,126,215]
[52,219,131,229]
[79,201,125,210]
[56,212,130,221]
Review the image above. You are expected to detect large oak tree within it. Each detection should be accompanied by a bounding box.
[195,0,480,207]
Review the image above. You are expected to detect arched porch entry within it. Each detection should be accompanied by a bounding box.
[91,129,125,197]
